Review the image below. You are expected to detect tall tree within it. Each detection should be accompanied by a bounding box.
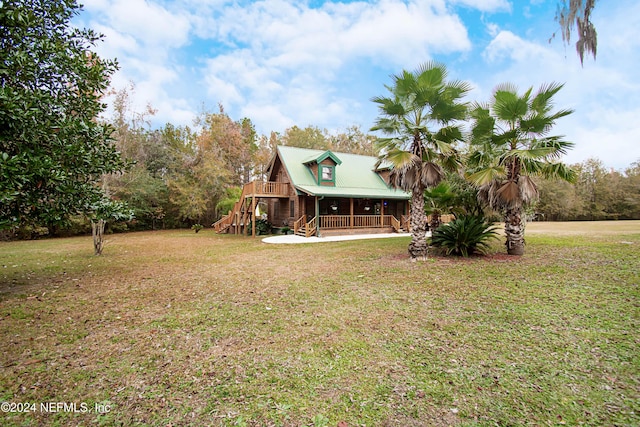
[167,118,231,225]
[198,107,256,186]
[330,125,378,156]
[554,0,597,65]
[102,85,171,230]
[0,0,124,230]
[371,62,470,260]
[535,175,582,220]
[281,125,329,150]
[467,83,575,255]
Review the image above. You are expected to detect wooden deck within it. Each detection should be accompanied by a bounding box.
[244,181,289,197]
[212,181,290,234]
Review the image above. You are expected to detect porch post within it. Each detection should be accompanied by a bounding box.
[315,196,320,237]
[251,197,256,237]
[350,198,354,229]
[300,195,305,219]
[380,199,384,228]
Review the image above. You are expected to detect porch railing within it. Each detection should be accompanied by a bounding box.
[319,215,396,229]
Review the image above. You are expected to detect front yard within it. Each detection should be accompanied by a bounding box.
[0,222,638,426]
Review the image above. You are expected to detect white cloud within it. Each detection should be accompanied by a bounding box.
[483,30,554,64]
[194,0,473,134]
[476,9,640,170]
[451,0,510,12]
[84,0,191,50]
[561,108,640,169]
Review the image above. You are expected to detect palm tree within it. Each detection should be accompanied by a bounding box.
[467,82,576,255]
[371,62,471,259]
[424,181,459,232]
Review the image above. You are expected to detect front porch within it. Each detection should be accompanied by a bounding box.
[292,213,410,238]
[279,194,408,238]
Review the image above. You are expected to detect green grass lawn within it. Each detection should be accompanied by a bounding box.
[0,222,638,426]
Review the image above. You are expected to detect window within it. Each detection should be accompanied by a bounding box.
[289,200,295,218]
[321,165,333,181]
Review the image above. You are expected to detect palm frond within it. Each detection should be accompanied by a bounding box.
[508,147,558,161]
[466,166,504,186]
[383,147,414,167]
[415,61,447,88]
[547,107,575,122]
[532,135,575,157]
[439,152,463,173]
[469,104,495,142]
[388,153,423,191]
[493,82,519,96]
[371,117,401,135]
[420,161,445,188]
[518,175,539,204]
[374,136,404,153]
[540,162,578,183]
[492,83,528,122]
[496,180,520,205]
[531,82,564,113]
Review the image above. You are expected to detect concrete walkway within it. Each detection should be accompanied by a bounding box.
[262,232,415,244]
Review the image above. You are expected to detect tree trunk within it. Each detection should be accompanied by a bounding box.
[504,206,525,255]
[92,219,105,256]
[408,188,428,260]
[429,212,441,233]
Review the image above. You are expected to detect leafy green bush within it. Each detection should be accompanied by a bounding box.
[248,219,272,235]
[430,215,499,257]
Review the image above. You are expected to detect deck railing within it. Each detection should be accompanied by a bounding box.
[247,181,289,196]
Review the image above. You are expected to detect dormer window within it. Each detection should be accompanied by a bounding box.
[321,165,334,182]
[303,150,341,186]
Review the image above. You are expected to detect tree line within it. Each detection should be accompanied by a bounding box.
[536,158,640,221]
[10,82,638,241]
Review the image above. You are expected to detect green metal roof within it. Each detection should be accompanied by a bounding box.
[275,146,410,200]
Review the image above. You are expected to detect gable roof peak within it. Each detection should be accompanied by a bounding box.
[302,149,342,166]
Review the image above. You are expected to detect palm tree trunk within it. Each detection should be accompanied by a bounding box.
[429,212,441,232]
[504,206,525,255]
[408,187,428,259]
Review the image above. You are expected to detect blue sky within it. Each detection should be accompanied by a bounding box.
[75,0,640,170]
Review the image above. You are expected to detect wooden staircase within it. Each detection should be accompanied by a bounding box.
[293,215,317,238]
[213,181,289,235]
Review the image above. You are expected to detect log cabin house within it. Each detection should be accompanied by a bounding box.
[213,145,411,237]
